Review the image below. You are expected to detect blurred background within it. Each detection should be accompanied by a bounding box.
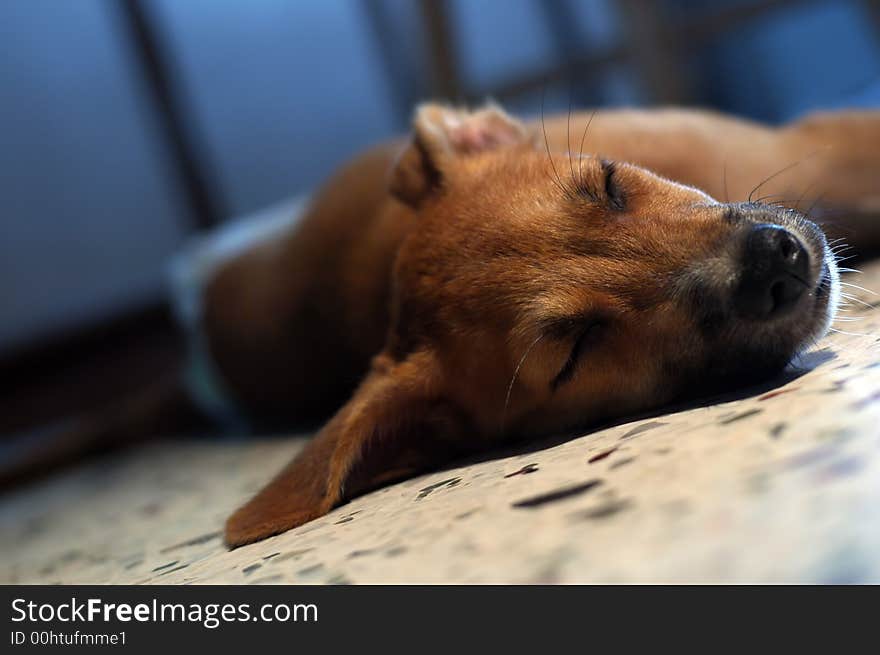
[1,0,879,445]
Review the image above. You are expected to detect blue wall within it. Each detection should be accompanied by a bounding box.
[0,0,187,347]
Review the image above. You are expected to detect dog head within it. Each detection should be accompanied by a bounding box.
[225,104,839,546]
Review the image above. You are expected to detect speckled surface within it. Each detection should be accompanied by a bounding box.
[3,265,880,584]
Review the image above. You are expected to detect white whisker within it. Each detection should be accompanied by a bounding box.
[839,281,878,296]
[828,327,874,338]
[501,333,545,432]
[839,294,875,309]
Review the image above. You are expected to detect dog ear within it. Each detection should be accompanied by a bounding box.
[224,350,465,547]
[390,103,532,207]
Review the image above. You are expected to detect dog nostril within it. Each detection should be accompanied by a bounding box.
[734,224,809,320]
[778,232,797,261]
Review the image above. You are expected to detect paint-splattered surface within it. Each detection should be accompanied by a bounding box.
[3,266,880,584]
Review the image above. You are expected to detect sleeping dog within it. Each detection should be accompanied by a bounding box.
[222,103,880,546]
[11,103,880,547]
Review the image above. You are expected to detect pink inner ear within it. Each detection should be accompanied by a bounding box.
[449,115,522,154]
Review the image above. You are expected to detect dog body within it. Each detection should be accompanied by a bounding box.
[8,104,879,546]
[205,107,878,431]
[216,105,880,546]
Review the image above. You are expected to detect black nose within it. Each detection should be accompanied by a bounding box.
[734,224,809,320]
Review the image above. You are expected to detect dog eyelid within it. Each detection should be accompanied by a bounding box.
[600,159,626,211]
[548,319,606,391]
[573,175,601,203]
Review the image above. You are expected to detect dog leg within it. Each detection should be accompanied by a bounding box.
[778,111,880,254]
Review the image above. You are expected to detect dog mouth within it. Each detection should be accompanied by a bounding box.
[810,256,840,335]
[815,260,834,306]
[677,203,840,386]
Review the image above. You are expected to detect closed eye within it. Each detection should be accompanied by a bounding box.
[601,159,625,211]
[573,159,626,211]
[548,319,607,391]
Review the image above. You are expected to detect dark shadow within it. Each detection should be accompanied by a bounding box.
[2,345,838,502]
[429,345,838,472]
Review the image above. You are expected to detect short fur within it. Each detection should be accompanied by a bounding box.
[221,105,877,546]
[7,104,880,548]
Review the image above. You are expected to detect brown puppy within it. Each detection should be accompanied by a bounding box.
[5,103,875,543]
[221,103,879,546]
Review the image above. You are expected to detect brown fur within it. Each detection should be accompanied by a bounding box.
[5,104,878,547]
[210,108,880,434]
[223,104,877,546]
